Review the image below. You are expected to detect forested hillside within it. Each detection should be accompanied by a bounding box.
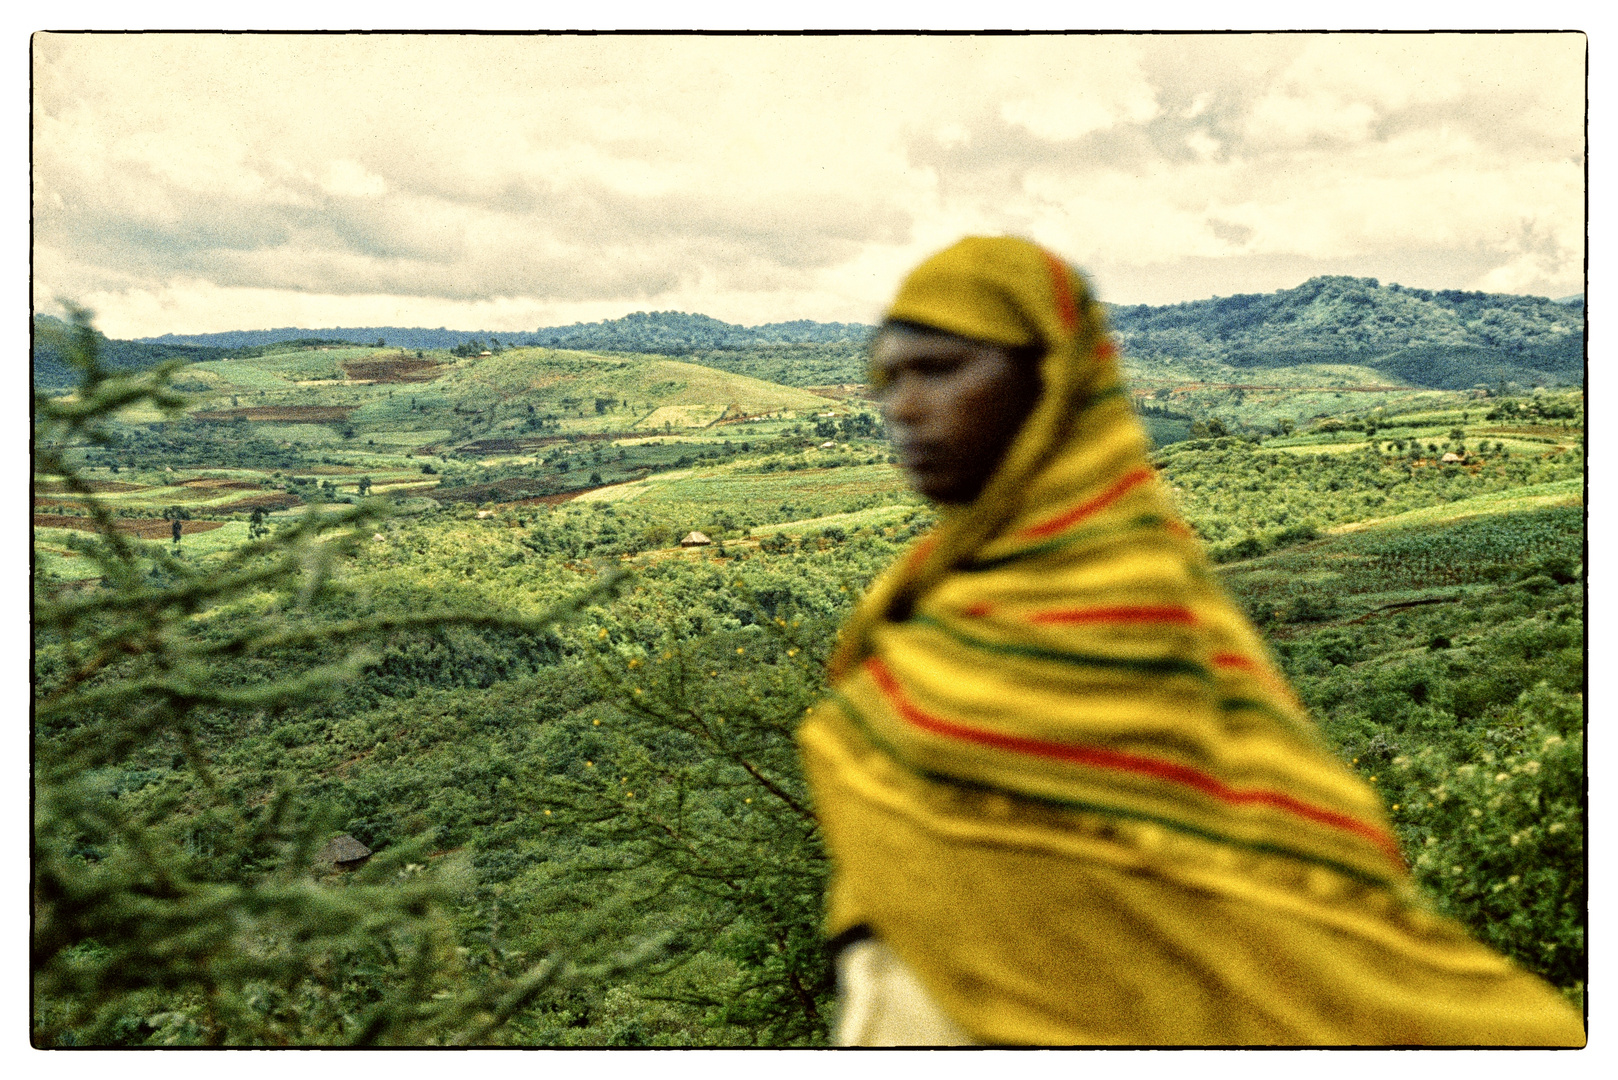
[34,303,1584,1046]
[1108,276,1584,389]
[129,312,871,355]
[32,314,234,387]
[80,275,1584,395]
[135,325,529,353]
[529,311,871,352]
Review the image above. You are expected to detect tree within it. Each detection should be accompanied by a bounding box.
[248,506,269,540]
[542,609,838,1044]
[358,477,373,497]
[33,307,642,1046]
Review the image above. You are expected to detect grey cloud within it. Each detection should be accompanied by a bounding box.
[39,146,915,304]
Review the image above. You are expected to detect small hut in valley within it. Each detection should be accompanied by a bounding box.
[680,531,712,548]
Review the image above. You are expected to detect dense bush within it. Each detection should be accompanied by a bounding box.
[32,311,640,1046]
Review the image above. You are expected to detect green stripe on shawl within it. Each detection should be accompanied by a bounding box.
[906,612,1214,681]
[825,689,1404,891]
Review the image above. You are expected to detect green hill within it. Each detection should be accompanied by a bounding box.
[32,314,234,387]
[530,311,871,352]
[41,275,1585,395]
[1109,276,1583,388]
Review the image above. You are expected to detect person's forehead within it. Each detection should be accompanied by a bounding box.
[872,327,999,365]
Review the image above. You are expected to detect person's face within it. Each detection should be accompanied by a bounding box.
[871,326,1042,504]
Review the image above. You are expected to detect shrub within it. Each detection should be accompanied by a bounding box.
[1386,684,1584,1001]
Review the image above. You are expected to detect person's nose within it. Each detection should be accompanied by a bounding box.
[882,374,926,429]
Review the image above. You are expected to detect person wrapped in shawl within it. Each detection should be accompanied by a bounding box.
[797,236,1584,1046]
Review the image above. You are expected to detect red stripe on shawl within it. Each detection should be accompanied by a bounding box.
[963,602,995,618]
[1213,651,1299,704]
[905,535,938,572]
[1044,250,1079,332]
[864,657,1404,866]
[1019,466,1155,540]
[1029,605,1198,626]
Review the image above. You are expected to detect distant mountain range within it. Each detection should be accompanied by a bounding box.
[129,312,870,353]
[34,276,1584,391]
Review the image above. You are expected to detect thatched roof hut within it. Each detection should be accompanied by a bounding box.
[680,531,712,547]
[1440,452,1466,464]
[315,834,372,867]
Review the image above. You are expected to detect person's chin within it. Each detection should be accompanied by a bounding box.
[906,467,971,504]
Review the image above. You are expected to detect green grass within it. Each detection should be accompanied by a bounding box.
[1220,498,1581,624]
[749,502,922,537]
[1330,478,1582,533]
[636,404,725,429]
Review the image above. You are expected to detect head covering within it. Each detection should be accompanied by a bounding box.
[798,236,1583,1045]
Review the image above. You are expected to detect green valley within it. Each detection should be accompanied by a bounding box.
[33,290,1584,1046]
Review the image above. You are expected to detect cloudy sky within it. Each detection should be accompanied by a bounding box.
[32,32,1586,338]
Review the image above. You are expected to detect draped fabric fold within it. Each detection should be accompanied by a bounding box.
[798,236,1583,1045]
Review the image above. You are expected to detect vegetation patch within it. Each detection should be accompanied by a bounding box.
[33,513,225,539]
[340,356,448,383]
[193,405,357,423]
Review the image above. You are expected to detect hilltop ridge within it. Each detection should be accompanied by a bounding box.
[36,275,1585,391]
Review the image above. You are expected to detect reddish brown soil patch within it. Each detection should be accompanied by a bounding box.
[35,514,225,539]
[429,475,631,505]
[178,478,262,491]
[340,356,447,383]
[428,477,578,504]
[193,406,355,422]
[213,492,304,513]
[34,479,147,494]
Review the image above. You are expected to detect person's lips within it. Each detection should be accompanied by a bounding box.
[893,441,946,473]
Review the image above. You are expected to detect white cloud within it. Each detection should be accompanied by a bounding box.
[320,160,388,199]
[31,32,1586,336]
[1244,92,1377,146]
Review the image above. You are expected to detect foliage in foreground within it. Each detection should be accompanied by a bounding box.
[32,309,645,1046]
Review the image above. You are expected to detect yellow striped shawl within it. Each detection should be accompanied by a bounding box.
[798,237,1583,1045]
